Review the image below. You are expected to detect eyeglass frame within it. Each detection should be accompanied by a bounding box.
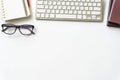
[1,24,35,35]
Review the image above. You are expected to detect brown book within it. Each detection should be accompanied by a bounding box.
[108,0,120,25]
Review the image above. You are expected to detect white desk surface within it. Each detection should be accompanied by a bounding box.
[0,0,120,80]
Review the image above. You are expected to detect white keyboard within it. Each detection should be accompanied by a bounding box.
[36,0,103,22]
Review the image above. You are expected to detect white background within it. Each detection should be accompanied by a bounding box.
[0,0,120,80]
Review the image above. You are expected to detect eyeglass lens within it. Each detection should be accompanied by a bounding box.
[2,24,16,35]
[19,25,34,35]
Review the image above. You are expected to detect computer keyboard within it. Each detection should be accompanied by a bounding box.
[36,0,103,22]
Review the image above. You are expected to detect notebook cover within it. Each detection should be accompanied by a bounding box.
[107,0,113,18]
[1,0,30,21]
[107,0,114,27]
[107,0,120,27]
[108,0,120,25]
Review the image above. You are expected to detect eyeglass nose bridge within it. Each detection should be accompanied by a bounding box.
[15,25,21,28]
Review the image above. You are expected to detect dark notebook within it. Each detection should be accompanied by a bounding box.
[108,0,120,24]
[107,0,120,27]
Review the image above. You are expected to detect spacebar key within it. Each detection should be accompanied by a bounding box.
[56,14,76,19]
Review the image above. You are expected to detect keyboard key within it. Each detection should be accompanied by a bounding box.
[37,9,46,13]
[45,5,48,9]
[56,10,60,13]
[95,0,101,2]
[56,14,76,19]
[36,14,40,18]
[91,11,100,15]
[87,11,90,14]
[60,10,64,13]
[50,14,55,18]
[88,3,92,6]
[51,10,55,13]
[94,7,101,10]
[58,6,62,9]
[82,11,86,14]
[45,14,49,18]
[77,15,82,19]
[37,5,44,8]
[97,3,101,6]
[66,2,70,5]
[37,1,43,4]
[47,10,51,13]
[53,1,57,5]
[83,15,87,19]
[41,14,45,18]
[85,7,88,10]
[78,11,82,14]
[93,3,97,6]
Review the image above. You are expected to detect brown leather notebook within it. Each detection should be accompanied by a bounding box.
[108,0,120,25]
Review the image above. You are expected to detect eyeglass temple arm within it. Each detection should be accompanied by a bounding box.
[1,27,9,32]
[27,28,35,34]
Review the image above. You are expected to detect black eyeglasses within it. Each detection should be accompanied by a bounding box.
[1,24,35,35]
